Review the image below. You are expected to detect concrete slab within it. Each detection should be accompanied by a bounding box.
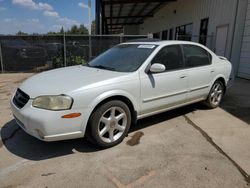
[0,74,250,187]
[186,107,250,177]
[221,78,250,125]
[0,115,248,188]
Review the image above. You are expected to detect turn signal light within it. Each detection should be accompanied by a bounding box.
[62,113,81,118]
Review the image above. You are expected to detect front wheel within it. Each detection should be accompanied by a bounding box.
[88,100,131,148]
[205,80,225,108]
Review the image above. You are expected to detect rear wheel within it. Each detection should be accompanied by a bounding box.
[205,80,225,108]
[88,100,131,148]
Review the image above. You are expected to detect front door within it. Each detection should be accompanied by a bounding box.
[139,45,188,116]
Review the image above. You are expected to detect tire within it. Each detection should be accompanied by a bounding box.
[88,100,131,148]
[205,80,225,108]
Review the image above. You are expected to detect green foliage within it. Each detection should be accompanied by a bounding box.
[16,31,28,36]
[59,27,64,34]
[15,23,91,35]
[66,24,89,34]
[52,56,64,68]
[47,24,89,35]
[68,56,87,65]
[47,31,58,35]
[91,21,96,34]
[51,54,87,68]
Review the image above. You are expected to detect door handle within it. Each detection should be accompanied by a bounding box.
[210,70,215,73]
[180,75,187,79]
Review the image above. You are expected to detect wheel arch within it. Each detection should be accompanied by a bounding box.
[212,75,227,94]
[93,95,137,120]
[84,91,138,134]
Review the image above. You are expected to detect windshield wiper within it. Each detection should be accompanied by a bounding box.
[89,65,116,71]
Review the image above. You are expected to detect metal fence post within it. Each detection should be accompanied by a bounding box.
[0,43,4,73]
[63,32,67,67]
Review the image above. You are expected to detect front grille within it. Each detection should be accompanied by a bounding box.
[13,88,30,109]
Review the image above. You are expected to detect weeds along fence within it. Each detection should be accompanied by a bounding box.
[0,34,147,73]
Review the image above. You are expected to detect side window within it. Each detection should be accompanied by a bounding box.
[151,45,184,71]
[199,18,209,45]
[162,29,168,40]
[183,45,211,68]
[153,32,160,39]
[169,28,173,40]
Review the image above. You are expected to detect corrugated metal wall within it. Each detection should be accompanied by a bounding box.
[238,0,250,79]
[139,0,238,59]
[139,0,250,79]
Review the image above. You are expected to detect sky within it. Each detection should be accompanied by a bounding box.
[0,0,96,34]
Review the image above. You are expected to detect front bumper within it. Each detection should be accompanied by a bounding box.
[10,99,88,141]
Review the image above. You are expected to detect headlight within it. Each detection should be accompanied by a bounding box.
[32,95,73,110]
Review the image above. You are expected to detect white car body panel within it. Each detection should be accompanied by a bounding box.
[139,69,188,115]
[10,41,232,141]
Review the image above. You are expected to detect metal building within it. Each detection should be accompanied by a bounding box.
[96,0,250,79]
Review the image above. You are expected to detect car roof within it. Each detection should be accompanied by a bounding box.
[122,40,203,47]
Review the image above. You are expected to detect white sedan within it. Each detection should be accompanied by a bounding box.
[11,41,233,148]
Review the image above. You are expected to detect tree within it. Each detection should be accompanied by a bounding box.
[16,31,28,36]
[79,24,89,34]
[60,27,64,34]
[46,24,89,35]
[69,25,78,34]
[65,24,88,34]
[91,21,96,35]
[47,31,57,35]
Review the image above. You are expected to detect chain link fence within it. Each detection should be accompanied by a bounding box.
[0,34,215,73]
[0,34,147,73]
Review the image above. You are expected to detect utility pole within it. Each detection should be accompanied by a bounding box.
[63,27,67,67]
[0,43,4,73]
[88,0,92,61]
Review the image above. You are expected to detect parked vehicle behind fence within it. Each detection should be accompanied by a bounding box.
[10,40,233,148]
[1,39,47,71]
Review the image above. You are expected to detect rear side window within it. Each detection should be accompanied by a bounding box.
[183,45,211,68]
[151,45,184,71]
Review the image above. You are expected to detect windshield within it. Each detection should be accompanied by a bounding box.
[87,44,157,72]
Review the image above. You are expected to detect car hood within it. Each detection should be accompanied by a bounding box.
[19,65,130,98]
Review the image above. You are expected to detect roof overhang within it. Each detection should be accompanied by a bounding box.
[96,0,177,34]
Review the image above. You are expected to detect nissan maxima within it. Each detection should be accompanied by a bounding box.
[11,41,232,148]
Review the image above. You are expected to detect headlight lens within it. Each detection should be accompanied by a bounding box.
[32,95,73,110]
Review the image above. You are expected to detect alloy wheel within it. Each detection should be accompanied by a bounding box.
[98,106,127,143]
[209,82,223,106]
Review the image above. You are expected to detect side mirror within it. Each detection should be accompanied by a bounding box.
[149,63,166,73]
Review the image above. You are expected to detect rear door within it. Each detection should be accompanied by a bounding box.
[182,44,215,101]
